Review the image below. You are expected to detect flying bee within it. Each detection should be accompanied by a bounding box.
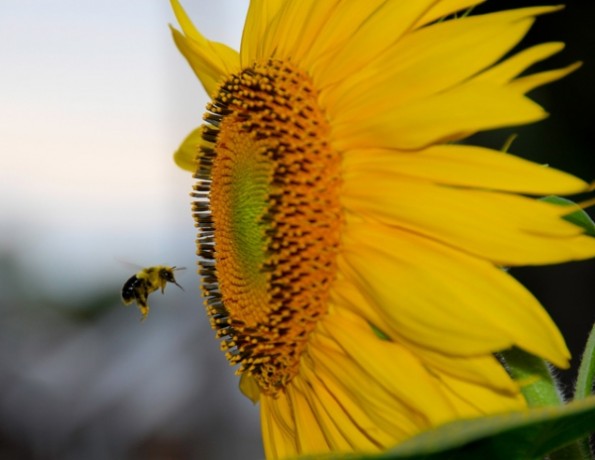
[121,266,185,320]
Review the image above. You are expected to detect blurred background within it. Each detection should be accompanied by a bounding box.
[0,1,593,459]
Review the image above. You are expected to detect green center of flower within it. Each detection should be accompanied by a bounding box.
[194,60,342,395]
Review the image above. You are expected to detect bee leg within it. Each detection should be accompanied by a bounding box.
[173,280,184,291]
[139,303,149,321]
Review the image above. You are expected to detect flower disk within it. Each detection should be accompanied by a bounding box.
[194,60,342,395]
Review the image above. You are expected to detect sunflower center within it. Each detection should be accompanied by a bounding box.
[193,60,342,395]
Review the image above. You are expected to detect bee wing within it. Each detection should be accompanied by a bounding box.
[115,258,145,271]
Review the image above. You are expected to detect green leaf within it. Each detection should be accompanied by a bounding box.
[574,322,595,401]
[541,196,595,237]
[305,398,595,460]
[370,322,391,341]
[572,323,595,458]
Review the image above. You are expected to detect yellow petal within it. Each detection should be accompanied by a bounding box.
[289,374,355,452]
[437,371,526,416]
[510,62,582,94]
[340,223,570,368]
[261,394,297,460]
[330,279,530,417]
[414,0,486,28]
[310,0,438,89]
[476,42,566,86]
[466,5,563,21]
[301,348,397,449]
[308,332,426,439]
[259,0,315,62]
[170,0,239,96]
[170,0,205,42]
[257,0,341,65]
[411,347,520,394]
[332,279,525,393]
[342,144,588,195]
[343,175,595,265]
[285,381,331,453]
[323,14,534,119]
[294,0,387,70]
[241,0,286,65]
[173,126,203,172]
[239,373,260,403]
[319,308,457,425]
[332,82,546,151]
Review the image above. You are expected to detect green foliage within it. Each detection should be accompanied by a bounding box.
[575,323,595,401]
[303,398,595,460]
[500,348,564,408]
[573,322,595,457]
[541,195,595,237]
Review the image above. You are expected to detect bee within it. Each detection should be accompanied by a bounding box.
[121,266,185,320]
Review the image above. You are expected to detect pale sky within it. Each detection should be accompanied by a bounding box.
[0,0,248,296]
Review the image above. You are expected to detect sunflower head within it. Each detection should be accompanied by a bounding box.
[170,0,595,457]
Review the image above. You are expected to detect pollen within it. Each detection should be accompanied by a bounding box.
[193,60,342,395]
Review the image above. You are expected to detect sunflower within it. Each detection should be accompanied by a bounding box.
[169,0,595,458]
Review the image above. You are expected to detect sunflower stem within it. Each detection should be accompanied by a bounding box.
[501,348,589,459]
[572,322,595,459]
[574,322,595,401]
[502,347,564,407]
